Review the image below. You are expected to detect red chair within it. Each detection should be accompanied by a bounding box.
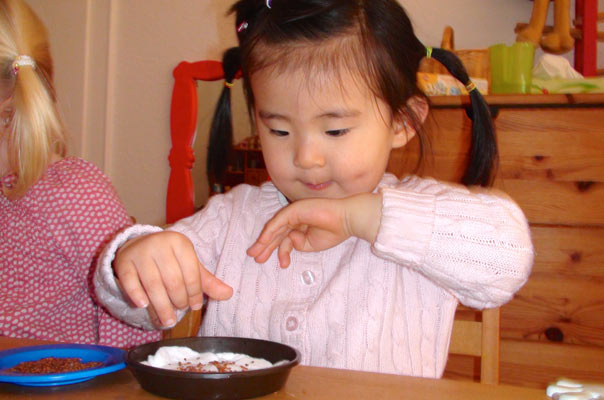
[167,61,241,224]
[574,0,602,76]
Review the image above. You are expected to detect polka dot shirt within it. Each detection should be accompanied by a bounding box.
[0,157,160,347]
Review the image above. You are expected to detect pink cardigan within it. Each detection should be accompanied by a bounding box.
[95,174,533,377]
[1,157,160,347]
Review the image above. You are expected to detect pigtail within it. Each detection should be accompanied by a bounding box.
[430,47,497,187]
[206,47,242,182]
[8,65,64,198]
[0,0,65,200]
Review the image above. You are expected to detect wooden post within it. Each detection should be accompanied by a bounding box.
[166,61,225,223]
[574,0,598,76]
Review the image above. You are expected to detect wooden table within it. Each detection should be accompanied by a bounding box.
[0,337,548,399]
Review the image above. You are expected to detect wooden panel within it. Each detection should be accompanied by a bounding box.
[450,320,482,357]
[389,107,604,185]
[497,180,604,226]
[496,226,604,346]
[502,276,604,346]
[495,109,604,182]
[529,225,604,279]
[446,339,604,389]
[444,354,481,382]
[499,340,604,389]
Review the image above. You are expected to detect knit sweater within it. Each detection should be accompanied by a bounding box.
[95,174,533,377]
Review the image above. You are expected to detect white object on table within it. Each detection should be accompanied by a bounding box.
[547,378,604,400]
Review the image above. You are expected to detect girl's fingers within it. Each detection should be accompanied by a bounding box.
[114,260,150,309]
[173,244,204,310]
[198,262,233,300]
[152,250,189,311]
[136,259,178,327]
[248,208,307,262]
[248,224,290,263]
[246,241,264,258]
[277,236,293,268]
[254,236,282,263]
[288,229,308,251]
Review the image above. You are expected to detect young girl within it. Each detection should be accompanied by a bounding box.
[95,0,533,377]
[0,0,160,347]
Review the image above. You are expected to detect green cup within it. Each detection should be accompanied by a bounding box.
[488,42,535,94]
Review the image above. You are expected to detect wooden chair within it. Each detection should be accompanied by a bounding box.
[448,306,501,384]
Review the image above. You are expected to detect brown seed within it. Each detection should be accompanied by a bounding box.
[6,357,102,374]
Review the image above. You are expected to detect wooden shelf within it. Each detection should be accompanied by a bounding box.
[430,93,604,108]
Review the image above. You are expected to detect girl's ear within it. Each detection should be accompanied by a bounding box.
[392,95,429,149]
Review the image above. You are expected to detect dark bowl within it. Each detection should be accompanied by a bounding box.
[127,337,300,400]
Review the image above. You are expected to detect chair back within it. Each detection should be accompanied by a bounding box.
[449,306,501,384]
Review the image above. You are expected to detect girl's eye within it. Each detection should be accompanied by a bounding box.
[325,128,349,137]
[269,129,289,137]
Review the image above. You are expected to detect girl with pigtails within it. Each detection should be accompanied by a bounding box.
[0,0,160,347]
[96,0,533,377]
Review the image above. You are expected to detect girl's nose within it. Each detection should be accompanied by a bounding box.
[293,136,325,169]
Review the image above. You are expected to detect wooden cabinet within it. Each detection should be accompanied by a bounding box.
[386,93,604,389]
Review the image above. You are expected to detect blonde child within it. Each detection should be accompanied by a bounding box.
[95,0,533,377]
[0,0,160,347]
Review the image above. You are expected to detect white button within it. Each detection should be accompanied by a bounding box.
[286,316,298,331]
[302,270,315,285]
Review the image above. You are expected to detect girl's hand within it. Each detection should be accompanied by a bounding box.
[113,231,233,327]
[247,193,382,268]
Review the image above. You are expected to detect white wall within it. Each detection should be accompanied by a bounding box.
[29,0,603,225]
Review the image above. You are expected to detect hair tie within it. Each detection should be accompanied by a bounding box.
[12,55,36,76]
[237,21,248,33]
[224,81,234,89]
[266,0,272,9]
[465,81,477,93]
[425,46,433,59]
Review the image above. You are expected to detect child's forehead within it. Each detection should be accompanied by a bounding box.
[249,38,376,100]
[250,62,372,104]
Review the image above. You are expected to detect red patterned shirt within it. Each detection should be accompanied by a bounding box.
[0,157,160,347]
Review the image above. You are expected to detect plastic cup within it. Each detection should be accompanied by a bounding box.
[488,42,535,94]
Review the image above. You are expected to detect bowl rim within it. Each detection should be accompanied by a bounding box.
[126,336,301,380]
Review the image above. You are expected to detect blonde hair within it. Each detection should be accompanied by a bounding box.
[0,0,66,199]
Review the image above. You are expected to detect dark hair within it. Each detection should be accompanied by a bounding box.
[208,0,497,187]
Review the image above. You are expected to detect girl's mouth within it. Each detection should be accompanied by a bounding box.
[305,181,332,191]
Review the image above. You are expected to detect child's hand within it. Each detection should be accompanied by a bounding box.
[113,231,233,327]
[247,193,382,268]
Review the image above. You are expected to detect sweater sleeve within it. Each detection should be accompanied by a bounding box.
[372,176,534,309]
[94,224,171,331]
[93,188,239,331]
